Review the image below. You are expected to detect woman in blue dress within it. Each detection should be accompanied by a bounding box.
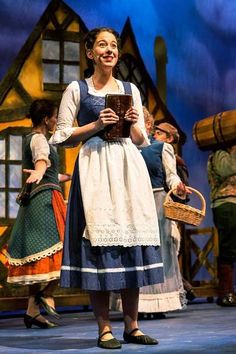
[50,27,163,349]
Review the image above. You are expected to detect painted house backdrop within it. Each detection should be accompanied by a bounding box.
[1,0,236,228]
[0,0,236,303]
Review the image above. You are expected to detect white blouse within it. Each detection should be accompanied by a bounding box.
[162,142,182,190]
[30,134,51,167]
[49,77,149,146]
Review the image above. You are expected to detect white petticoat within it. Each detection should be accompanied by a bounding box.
[79,136,160,247]
[171,220,181,254]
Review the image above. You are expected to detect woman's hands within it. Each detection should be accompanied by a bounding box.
[126,107,144,145]
[96,108,119,130]
[124,107,139,124]
[23,169,44,184]
[95,106,143,145]
[59,173,72,183]
[96,106,139,131]
[23,160,47,184]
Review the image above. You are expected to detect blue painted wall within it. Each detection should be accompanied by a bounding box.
[1,0,236,228]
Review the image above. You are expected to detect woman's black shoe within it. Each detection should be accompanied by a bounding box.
[35,292,60,319]
[153,312,166,319]
[138,312,166,320]
[186,289,196,301]
[216,293,236,307]
[97,330,121,349]
[24,313,57,329]
[123,328,158,345]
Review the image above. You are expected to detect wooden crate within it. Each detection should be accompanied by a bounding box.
[181,227,219,298]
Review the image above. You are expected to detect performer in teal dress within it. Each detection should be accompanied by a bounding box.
[7,99,69,329]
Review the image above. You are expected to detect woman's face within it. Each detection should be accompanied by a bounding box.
[89,31,119,69]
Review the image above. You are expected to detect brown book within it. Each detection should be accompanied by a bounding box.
[103,94,133,140]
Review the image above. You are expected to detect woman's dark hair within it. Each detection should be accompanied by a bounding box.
[84,27,121,51]
[28,99,57,127]
[83,27,121,76]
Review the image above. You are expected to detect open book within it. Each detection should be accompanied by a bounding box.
[103,94,133,140]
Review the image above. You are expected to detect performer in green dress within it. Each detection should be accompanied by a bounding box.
[7,99,70,328]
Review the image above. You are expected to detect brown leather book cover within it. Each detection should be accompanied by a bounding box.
[103,94,133,140]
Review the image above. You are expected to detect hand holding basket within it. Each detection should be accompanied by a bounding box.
[163,186,206,226]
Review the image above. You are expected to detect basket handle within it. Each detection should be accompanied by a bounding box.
[165,186,206,215]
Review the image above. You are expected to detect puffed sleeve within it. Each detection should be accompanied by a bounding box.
[49,81,80,146]
[214,150,236,177]
[162,142,181,189]
[30,134,51,167]
[130,83,150,146]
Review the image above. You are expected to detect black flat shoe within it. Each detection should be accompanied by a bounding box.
[216,293,236,307]
[35,292,60,319]
[138,312,166,320]
[97,330,121,349]
[123,328,158,345]
[153,312,166,319]
[24,313,58,329]
[186,289,196,301]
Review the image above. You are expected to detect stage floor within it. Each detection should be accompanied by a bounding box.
[0,301,235,353]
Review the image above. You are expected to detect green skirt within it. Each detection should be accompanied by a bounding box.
[7,189,62,265]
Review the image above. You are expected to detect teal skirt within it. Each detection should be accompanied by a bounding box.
[7,189,62,264]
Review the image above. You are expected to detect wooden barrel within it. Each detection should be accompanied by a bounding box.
[192,110,236,151]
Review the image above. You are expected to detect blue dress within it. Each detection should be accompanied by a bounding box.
[59,79,164,291]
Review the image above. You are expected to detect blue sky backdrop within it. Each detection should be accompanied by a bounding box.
[1,0,236,227]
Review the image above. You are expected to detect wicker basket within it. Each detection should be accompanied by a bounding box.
[163,186,206,226]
